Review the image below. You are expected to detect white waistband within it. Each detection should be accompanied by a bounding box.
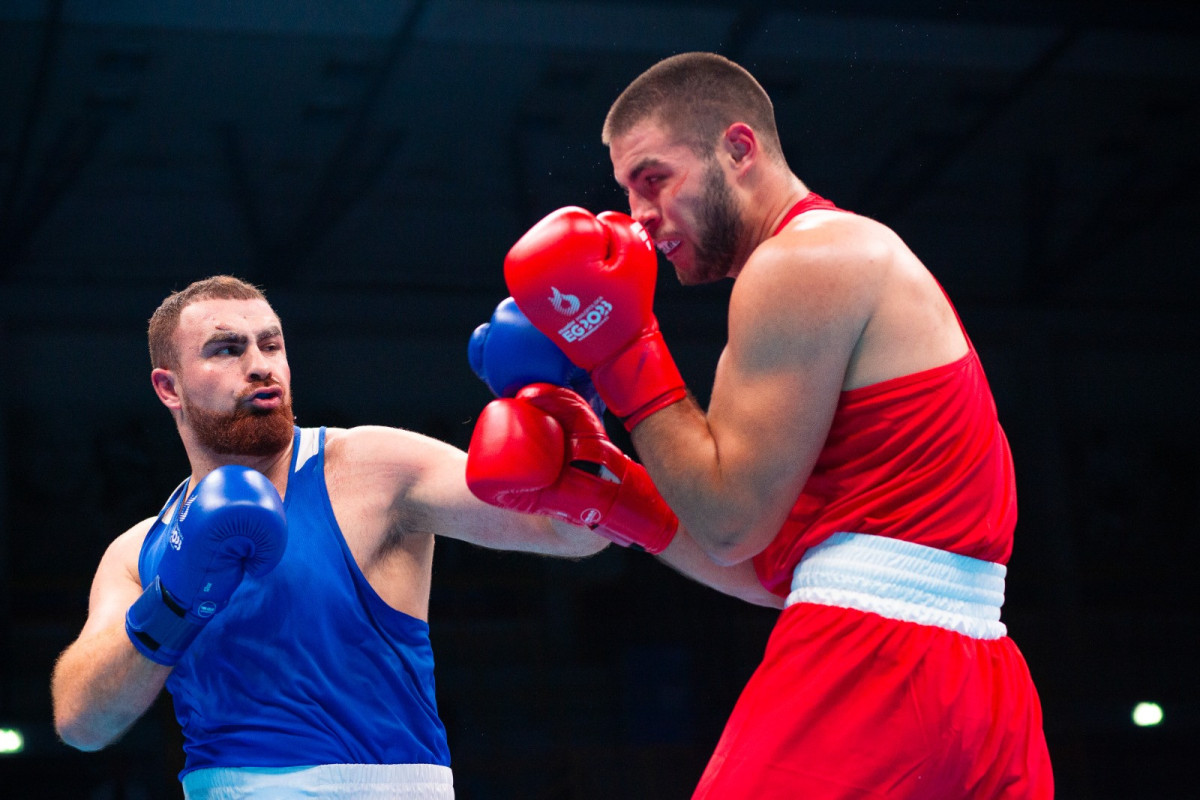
[784,532,1007,640]
[183,763,454,799]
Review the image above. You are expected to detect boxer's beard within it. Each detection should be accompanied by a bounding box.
[686,162,747,285]
[183,384,294,457]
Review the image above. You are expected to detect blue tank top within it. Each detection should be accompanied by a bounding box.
[138,427,450,777]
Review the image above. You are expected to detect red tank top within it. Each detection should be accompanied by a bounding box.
[752,195,1017,597]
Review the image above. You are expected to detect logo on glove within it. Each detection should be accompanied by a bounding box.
[558,297,613,343]
[580,507,603,526]
[549,287,580,316]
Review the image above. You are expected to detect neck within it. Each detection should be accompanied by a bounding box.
[180,432,294,498]
[729,172,809,279]
[758,174,810,242]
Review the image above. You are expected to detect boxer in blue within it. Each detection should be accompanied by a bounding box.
[50,275,697,799]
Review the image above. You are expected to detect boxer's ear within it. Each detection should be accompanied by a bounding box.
[152,368,181,410]
[721,122,757,172]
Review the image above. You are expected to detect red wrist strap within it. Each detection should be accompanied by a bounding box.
[590,328,686,432]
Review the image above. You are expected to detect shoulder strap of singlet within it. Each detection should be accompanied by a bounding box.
[157,477,190,524]
[771,192,844,236]
[138,476,190,584]
[291,425,321,473]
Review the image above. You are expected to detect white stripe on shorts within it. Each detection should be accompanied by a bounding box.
[182,763,454,799]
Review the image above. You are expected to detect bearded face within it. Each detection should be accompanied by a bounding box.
[181,382,294,457]
[683,160,749,285]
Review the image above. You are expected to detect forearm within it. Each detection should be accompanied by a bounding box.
[631,398,775,564]
[52,624,170,751]
[656,526,784,609]
[458,500,610,558]
[548,518,613,558]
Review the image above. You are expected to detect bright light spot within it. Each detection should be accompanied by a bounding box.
[1132,702,1164,727]
[0,728,24,754]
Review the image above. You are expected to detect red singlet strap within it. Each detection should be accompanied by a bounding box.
[771,192,843,236]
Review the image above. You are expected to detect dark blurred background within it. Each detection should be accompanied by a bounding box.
[1,1,1197,797]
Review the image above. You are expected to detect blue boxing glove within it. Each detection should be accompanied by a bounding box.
[469,296,606,417]
[126,466,287,666]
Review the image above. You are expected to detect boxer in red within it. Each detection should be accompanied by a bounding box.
[497,51,1053,798]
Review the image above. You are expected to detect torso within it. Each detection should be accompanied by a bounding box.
[140,426,451,773]
[322,427,435,620]
[748,200,1015,595]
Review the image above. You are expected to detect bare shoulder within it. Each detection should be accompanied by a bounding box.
[729,212,892,362]
[749,211,897,287]
[77,517,157,638]
[325,425,465,482]
[321,424,469,542]
[102,517,157,582]
[760,210,965,387]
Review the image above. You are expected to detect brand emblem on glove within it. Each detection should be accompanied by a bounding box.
[197,601,217,618]
[580,507,603,526]
[169,526,183,551]
[549,287,581,316]
[558,297,613,343]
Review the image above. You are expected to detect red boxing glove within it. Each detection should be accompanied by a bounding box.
[466,383,677,553]
[504,206,687,431]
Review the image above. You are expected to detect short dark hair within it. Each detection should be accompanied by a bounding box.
[148,275,269,369]
[603,52,784,162]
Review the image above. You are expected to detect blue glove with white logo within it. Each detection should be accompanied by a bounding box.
[469,296,606,418]
[126,465,287,666]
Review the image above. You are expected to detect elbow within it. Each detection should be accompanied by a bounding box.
[52,698,121,752]
[697,531,757,567]
[706,542,751,567]
[66,737,110,753]
[55,717,115,753]
[691,515,773,566]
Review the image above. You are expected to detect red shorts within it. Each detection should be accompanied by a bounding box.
[692,603,1053,799]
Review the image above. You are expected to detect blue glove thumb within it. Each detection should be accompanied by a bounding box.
[469,296,606,417]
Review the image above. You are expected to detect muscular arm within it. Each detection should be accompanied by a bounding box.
[409,432,611,557]
[655,526,784,608]
[51,520,172,751]
[632,229,873,565]
[336,426,610,558]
